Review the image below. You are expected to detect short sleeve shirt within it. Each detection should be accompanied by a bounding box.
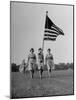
[38,53,44,63]
[46,53,53,62]
[28,53,36,63]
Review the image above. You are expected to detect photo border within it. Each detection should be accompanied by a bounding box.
[10,1,74,99]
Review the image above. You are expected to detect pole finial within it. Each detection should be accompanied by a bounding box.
[46,11,48,16]
[46,11,48,14]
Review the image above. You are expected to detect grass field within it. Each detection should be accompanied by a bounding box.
[11,69,74,99]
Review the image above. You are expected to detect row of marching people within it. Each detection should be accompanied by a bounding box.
[19,48,54,79]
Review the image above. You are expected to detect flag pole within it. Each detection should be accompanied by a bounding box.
[42,38,44,51]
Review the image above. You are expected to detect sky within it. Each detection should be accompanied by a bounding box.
[11,2,73,65]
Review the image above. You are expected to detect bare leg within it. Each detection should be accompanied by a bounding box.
[30,70,34,78]
[48,67,51,78]
[39,70,42,79]
[47,63,52,78]
[32,69,34,78]
[30,63,34,79]
[40,67,43,79]
[48,70,50,78]
[23,67,25,74]
[39,70,41,79]
[38,64,42,79]
[30,70,32,78]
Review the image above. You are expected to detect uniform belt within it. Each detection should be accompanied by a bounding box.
[30,57,35,59]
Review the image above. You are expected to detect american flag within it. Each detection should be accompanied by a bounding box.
[44,11,64,41]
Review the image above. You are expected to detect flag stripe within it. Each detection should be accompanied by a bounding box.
[51,26,60,34]
[44,37,56,41]
[52,25,64,35]
[44,34,57,37]
[45,28,59,35]
[53,24,63,32]
[44,30,59,35]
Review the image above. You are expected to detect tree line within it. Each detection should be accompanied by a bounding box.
[11,63,74,72]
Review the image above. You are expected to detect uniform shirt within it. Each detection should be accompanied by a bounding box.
[28,53,36,63]
[38,52,44,63]
[45,53,53,63]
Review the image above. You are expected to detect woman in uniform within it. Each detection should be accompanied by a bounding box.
[27,48,36,78]
[38,48,44,79]
[19,59,26,74]
[45,48,54,77]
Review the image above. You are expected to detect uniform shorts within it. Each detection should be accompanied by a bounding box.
[38,61,44,70]
[28,62,36,71]
[47,60,54,70]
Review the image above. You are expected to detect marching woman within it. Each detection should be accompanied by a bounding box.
[27,48,36,78]
[45,48,54,78]
[38,48,44,79]
[19,59,26,74]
